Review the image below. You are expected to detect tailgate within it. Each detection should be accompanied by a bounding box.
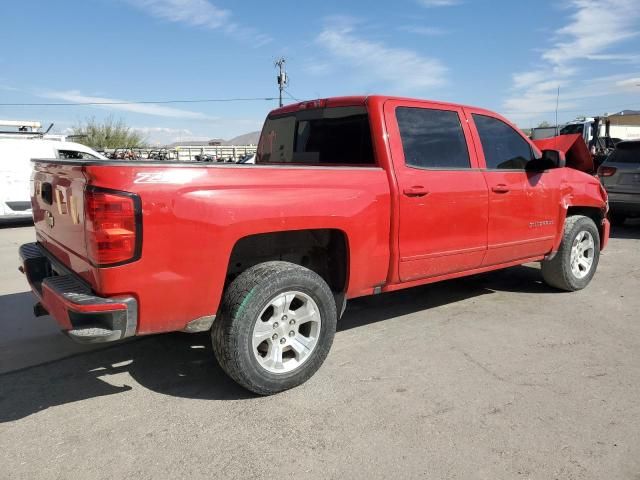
[31,160,90,275]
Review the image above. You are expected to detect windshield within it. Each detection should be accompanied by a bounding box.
[559,124,585,135]
[256,106,374,165]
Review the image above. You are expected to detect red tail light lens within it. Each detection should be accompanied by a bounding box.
[597,166,617,177]
[85,188,141,266]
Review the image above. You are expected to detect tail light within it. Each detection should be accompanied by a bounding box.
[85,187,141,266]
[597,166,617,177]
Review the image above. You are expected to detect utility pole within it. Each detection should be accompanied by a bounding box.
[275,57,288,108]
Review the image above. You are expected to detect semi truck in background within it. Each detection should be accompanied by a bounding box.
[556,112,640,167]
[559,113,640,145]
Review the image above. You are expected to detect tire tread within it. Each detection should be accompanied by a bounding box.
[212,261,336,395]
[541,215,600,291]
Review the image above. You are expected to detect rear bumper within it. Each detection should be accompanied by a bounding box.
[19,242,138,343]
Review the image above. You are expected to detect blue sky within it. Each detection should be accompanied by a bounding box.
[1,0,639,145]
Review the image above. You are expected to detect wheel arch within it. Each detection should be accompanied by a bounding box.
[549,204,606,258]
[225,228,350,315]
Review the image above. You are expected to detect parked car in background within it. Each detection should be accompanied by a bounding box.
[19,95,609,395]
[0,138,106,220]
[598,140,640,225]
[237,153,256,164]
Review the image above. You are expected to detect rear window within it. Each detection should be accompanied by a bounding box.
[607,142,640,164]
[256,106,374,165]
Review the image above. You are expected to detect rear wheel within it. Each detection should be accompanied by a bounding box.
[212,261,337,395]
[541,215,600,291]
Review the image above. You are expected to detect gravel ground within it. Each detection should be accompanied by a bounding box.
[1,222,639,479]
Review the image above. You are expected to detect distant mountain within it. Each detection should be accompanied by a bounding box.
[165,131,260,148]
[225,131,260,145]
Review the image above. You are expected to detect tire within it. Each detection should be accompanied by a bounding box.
[609,212,626,227]
[212,261,337,395]
[541,215,600,291]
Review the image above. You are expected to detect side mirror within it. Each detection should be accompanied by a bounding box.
[526,149,566,171]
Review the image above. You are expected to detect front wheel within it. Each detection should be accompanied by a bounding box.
[212,261,337,395]
[541,215,600,291]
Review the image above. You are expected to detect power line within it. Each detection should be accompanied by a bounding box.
[0,97,278,107]
[284,89,300,102]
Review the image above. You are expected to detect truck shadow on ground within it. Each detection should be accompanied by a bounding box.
[0,264,554,422]
[609,219,640,239]
[0,218,33,229]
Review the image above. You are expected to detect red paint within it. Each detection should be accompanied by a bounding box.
[26,95,609,337]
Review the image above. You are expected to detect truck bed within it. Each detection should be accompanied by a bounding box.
[29,158,392,334]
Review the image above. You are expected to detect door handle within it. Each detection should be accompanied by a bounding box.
[491,184,510,193]
[403,186,429,197]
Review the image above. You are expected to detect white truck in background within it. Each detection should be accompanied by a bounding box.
[560,115,640,144]
[0,120,106,221]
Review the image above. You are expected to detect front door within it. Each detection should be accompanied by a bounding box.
[384,100,489,282]
[465,110,559,265]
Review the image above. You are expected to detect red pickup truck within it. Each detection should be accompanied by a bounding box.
[20,96,609,395]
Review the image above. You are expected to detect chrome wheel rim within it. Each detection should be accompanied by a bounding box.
[251,291,322,374]
[570,230,595,279]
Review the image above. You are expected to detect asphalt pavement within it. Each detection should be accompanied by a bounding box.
[1,221,639,479]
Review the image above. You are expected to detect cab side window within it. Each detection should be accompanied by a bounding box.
[472,114,534,170]
[396,107,470,169]
[57,150,99,160]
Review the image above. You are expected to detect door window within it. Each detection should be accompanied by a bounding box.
[396,107,470,169]
[472,114,534,170]
[396,107,471,169]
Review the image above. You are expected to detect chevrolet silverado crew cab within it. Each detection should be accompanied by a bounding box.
[19,96,610,395]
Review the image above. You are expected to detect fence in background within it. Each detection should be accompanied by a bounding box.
[102,145,257,161]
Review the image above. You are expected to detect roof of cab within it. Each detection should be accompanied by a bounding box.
[268,95,489,117]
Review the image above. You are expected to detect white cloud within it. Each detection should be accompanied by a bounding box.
[542,0,639,66]
[502,0,640,124]
[125,0,271,45]
[316,23,447,91]
[616,77,640,91]
[127,0,229,29]
[417,0,460,6]
[41,90,213,120]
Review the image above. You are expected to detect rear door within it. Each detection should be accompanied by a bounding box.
[384,99,488,282]
[465,109,560,265]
